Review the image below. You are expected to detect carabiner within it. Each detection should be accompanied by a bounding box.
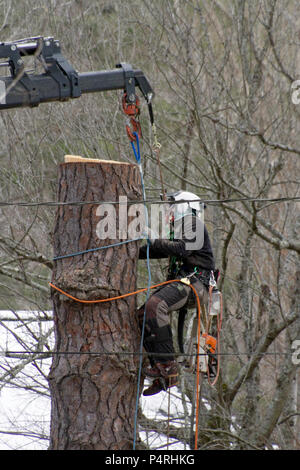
[209,270,217,287]
[126,117,142,142]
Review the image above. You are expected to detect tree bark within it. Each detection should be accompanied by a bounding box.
[48,158,142,450]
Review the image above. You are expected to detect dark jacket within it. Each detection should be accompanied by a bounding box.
[139,214,215,273]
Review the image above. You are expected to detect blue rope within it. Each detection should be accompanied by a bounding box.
[132,132,152,450]
[53,237,143,261]
[130,135,141,164]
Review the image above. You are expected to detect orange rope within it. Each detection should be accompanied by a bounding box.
[49,278,202,451]
[50,279,186,304]
[193,281,202,450]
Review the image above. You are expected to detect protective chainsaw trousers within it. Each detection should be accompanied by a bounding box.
[137,278,207,364]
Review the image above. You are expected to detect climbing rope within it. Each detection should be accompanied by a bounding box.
[129,132,152,450]
[50,278,198,306]
[53,237,144,261]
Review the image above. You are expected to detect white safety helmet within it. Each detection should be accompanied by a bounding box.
[164,190,204,221]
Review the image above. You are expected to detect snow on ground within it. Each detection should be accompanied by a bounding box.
[0,311,192,450]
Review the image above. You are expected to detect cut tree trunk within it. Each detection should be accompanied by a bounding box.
[48,157,142,450]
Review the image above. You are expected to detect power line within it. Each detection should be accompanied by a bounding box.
[0,195,299,208]
[0,350,297,358]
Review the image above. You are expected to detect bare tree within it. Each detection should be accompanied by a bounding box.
[0,0,299,450]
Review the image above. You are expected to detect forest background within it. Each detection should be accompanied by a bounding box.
[0,0,299,450]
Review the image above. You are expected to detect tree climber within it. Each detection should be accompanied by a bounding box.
[138,191,217,396]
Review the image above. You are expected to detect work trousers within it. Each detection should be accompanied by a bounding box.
[137,278,208,364]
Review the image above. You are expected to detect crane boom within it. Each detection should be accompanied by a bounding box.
[0,36,154,110]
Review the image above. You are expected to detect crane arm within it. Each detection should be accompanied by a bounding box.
[0,36,154,110]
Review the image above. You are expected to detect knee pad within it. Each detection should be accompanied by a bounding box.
[145,296,169,329]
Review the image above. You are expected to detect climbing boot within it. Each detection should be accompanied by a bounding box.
[143,360,179,380]
[143,379,165,396]
[143,363,162,378]
[143,373,179,396]
[142,361,179,396]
